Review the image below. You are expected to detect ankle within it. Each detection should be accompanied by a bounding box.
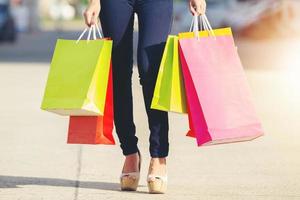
[122,152,140,173]
[148,157,167,175]
[150,157,166,165]
[125,152,139,160]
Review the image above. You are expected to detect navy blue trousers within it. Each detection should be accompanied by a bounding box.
[99,0,173,157]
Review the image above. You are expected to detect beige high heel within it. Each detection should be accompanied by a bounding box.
[147,158,168,194]
[120,150,141,191]
[147,173,168,194]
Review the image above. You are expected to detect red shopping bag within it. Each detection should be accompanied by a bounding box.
[67,63,115,145]
[178,16,264,146]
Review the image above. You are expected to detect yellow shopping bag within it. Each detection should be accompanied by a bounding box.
[151,16,232,114]
[151,35,187,113]
[178,27,232,38]
[41,25,112,116]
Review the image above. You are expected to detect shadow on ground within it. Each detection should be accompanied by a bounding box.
[0,175,120,191]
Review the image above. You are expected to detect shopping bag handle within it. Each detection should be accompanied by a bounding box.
[189,14,215,40]
[76,22,103,44]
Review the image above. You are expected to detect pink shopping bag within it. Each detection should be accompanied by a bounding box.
[178,17,264,146]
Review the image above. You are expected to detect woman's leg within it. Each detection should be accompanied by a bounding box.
[135,0,173,158]
[99,0,139,156]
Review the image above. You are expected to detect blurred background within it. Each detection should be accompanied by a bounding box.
[1,0,300,61]
[0,0,300,199]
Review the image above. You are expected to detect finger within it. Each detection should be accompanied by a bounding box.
[194,5,202,15]
[90,14,97,26]
[199,6,206,15]
[191,7,198,16]
[190,6,198,16]
[189,2,198,16]
[199,3,206,15]
[84,10,92,27]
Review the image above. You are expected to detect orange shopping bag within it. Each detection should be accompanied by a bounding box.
[67,63,115,145]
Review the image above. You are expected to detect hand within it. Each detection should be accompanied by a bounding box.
[189,0,206,16]
[83,0,100,27]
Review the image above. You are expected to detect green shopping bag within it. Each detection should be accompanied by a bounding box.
[151,35,187,113]
[41,25,112,116]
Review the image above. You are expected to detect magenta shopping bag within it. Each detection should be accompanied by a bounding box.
[179,15,264,146]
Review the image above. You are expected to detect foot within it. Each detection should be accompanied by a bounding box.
[147,157,167,179]
[122,152,140,173]
[120,151,141,191]
[147,157,168,194]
